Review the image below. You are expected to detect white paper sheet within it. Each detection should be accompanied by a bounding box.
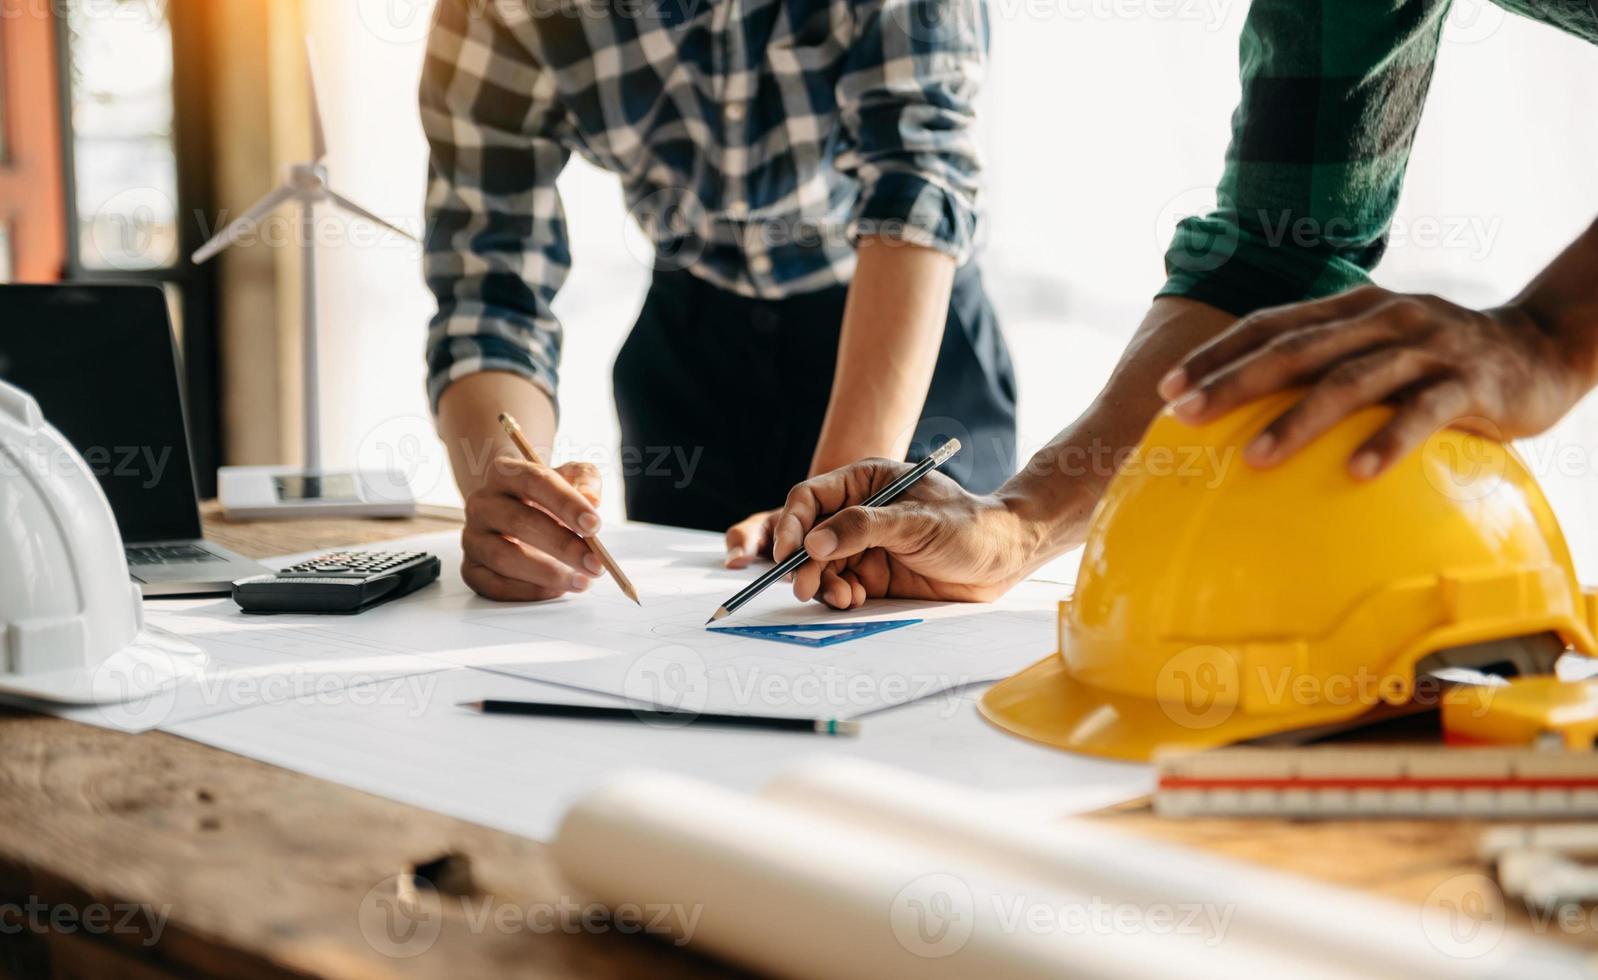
[167,666,1150,841]
[21,598,459,733]
[15,523,1072,731]
[444,524,1067,718]
[17,532,508,732]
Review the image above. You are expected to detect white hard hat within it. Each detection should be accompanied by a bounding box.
[0,378,206,704]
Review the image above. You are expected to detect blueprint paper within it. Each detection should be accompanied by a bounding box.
[167,667,1150,841]
[15,521,1146,844]
[13,532,494,732]
[18,523,1066,729]
[439,525,1064,718]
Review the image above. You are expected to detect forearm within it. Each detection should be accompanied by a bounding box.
[809,238,956,476]
[436,371,559,496]
[1513,216,1598,387]
[995,296,1239,565]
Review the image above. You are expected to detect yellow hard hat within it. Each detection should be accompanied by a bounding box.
[980,392,1598,762]
[1442,675,1598,751]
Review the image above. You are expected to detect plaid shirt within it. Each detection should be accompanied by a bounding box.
[1159,0,1598,317]
[421,0,987,408]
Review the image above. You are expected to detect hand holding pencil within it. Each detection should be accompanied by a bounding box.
[499,414,639,604]
[758,445,1035,611]
[709,440,968,620]
[454,407,638,604]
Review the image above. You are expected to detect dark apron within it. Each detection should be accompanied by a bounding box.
[612,262,1018,532]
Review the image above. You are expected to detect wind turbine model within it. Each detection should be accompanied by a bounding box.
[193,38,420,520]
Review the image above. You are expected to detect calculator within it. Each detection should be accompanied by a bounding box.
[230,551,442,614]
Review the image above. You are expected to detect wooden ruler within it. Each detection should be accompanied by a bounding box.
[1155,747,1598,818]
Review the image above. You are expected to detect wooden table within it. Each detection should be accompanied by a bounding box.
[0,509,1585,977]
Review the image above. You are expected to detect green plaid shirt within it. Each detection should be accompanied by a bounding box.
[1159,0,1598,316]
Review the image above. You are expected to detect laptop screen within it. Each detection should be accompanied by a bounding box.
[0,284,204,543]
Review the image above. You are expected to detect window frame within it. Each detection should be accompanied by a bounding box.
[56,0,222,495]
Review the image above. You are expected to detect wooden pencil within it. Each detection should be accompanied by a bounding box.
[498,412,640,605]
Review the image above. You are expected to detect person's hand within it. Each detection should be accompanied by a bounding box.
[771,460,1039,609]
[1158,286,1587,478]
[461,456,606,601]
[724,509,778,569]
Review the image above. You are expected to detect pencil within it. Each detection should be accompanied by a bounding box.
[498,413,640,605]
[458,700,860,735]
[706,438,962,624]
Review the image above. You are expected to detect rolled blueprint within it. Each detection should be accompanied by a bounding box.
[762,759,1588,980]
[552,771,1428,980]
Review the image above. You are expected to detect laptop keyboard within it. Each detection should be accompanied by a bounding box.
[125,543,222,566]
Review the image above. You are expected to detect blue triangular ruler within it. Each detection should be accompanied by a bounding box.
[706,619,922,648]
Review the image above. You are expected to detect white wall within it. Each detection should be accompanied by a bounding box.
[307,0,649,517]
[308,0,1598,571]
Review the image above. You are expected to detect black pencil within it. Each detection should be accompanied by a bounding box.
[459,700,860,736]
[706,438,962,623]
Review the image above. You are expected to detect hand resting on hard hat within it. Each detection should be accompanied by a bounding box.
[1157,283,1592,480]
[771,459,1039,609]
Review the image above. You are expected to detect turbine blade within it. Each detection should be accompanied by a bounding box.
[326,189,419,244]
[306,37,328,162]
[191,185,297,264]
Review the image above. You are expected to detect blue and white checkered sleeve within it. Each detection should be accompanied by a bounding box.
[420,0,573,412]
[835,0,987,263]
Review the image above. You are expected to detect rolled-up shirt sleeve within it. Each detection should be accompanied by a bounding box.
[421,0,572,412]
[834,0,986,263]
[1158,0,1450,316]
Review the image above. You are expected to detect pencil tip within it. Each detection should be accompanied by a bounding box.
[706,607,729,625]
[458,701,483,711]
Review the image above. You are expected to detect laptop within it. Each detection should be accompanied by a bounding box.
[0,283,269,596]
